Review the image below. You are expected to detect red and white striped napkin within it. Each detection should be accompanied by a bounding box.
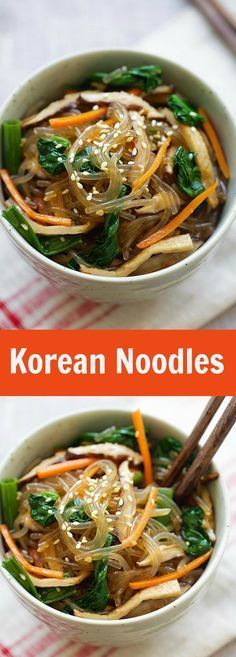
[0,396,236,657]
[0,3,236,329]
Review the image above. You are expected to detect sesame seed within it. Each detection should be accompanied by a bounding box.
[96,209,104,216]
[85,556,92,563]
[142,141,147,149]
[65,557,69,562]
[78,139,83,146]
[93,104,99,110]
[73,208,78,213]
[21,224,28,231]
[132,147,137,156]
[71,173,76,181]
[62,522,67,530]
[76,542,81,549]
[77,182,83,189]
[114,122,120,129]
[67,531,73,538]
[82,536,87,543]
[127,136,133,143]
[166,130,173,136]
[62,188,69,195]
[20,574,26,581]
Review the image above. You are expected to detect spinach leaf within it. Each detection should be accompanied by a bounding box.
[181,505,211,556]
[2,206,44,253]
[77,534,114,612]
[38,234,83,256]
[2,557,40,599]
[74,147,99,174]
[29,491,58,527]
[153,436,183,459]
[2,206,83,257]
[40,586,77,605]
[74,425,139,450]
[182,506,204,530]
[89,65,163,92]
[167,95,205,127]
[63,497,89,524]
[81,184,129,268]
[182,527,211,557]
[37,137,70,175]
[173,146,204,198]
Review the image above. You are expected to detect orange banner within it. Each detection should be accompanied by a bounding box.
[0,330,234,395]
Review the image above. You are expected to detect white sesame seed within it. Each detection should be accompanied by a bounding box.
[77,182,83,189]
[62,188,69,195]
[85,556,92,563]
[71,173,76,181]
[73,208,78,213]
[142,141,147,149]
[132,147,137,156]
[96,209,104,216]
[93,104,99,110]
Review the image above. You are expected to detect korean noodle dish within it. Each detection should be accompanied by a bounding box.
[0,411,216,620]
[0,65,229,277]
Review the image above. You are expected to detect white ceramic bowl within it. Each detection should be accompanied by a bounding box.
[0,51,236,304]
[0,408,229,646]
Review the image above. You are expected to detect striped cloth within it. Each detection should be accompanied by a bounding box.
[0,3,236,329]
[0,397,236,657]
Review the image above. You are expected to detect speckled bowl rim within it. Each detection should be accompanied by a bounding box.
[0,408,230,629]
[0,49,236,286]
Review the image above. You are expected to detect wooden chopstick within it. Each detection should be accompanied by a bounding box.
[175,397,236,503]
[192,0,236,54]
[162,397,224,487]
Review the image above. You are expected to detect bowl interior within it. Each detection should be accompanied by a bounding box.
[0,50,236,291]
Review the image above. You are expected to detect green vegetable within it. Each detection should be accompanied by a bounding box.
[153,436,183,459]
[2,557,40,599]
[74,147,99,174]
[174,146,204,198]
[167,95,205,127]
[2,120,21,175]
[77,534,113,612]
[29,491,58,527]
[2,206,44,253]
[39,234,83,256]
[81,184,129,268]
[75,425,140,451]
[0,478,18,529]
[89,65,163,92]
[182,505,211,556]
[182,527,211,557]
[40,586,77,605]
[182,506,204,530]
[2,557,78,606]
[2,206,83,256]
[63,497,89,524]
[133,470,144,486]
[37,137,70,175]
[156,487,173,527]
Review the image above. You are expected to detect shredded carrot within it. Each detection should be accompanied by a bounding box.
[128,88,143,96]
[199,107,230,179]
[129,548,213,590]
[122,486,157,548]
[132,409,153,485]
[36,457,97,479]
[49,106,107,129]
[137,179,218,249]
[0,524,63,579]
[0,169,71,227]
[132,136,171,192]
